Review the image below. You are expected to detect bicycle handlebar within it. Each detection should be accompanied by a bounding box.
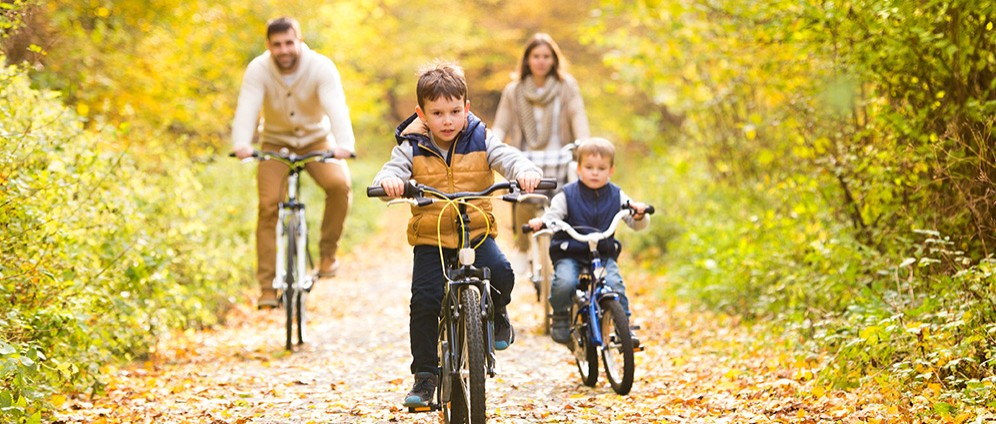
[523,202,655,236]
[229,149,356,163]
[366,178,558,206]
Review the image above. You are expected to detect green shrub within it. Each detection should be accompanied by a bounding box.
[0,60,260,422]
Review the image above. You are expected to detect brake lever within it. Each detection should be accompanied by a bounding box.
[387,198,418,207]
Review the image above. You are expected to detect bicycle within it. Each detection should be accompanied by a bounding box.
[516,141,578,335]
[233,148,353,351]
[368,178,556,423]
[524,202,654,395]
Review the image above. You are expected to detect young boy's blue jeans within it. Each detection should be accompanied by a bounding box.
[409,236,514,374]
[549,257,629,316]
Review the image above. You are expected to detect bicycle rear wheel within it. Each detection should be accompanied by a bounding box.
[600,298,634,394]
[438,292,462,422]
[452,287,486,423]
[571,302,598,387]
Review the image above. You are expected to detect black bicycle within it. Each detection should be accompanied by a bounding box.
[368,178,555,423]
[525,202,654,395]
[234,149,352,351]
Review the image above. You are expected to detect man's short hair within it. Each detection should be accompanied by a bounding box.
[576,137,616,166]
[416,61,468,109]
[267,16,301,40]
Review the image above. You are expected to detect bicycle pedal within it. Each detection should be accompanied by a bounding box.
[633,345,645,353]
[407,404,435,413]
[629,324,641,330]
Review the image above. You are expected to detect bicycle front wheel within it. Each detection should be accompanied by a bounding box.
[453,287,486,423]
[600,298,634,395]
[571,302,598,387]
[536,234,553,335]
[295,227,309,345]
[284,218,298,351]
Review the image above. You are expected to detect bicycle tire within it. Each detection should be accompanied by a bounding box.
[295,289,306,345]
[571,302,598,387]
[456,287,486,423]
[600,299,634,395]
[447,370,467,423]
[438,293,461,423]
[438,330,456,423]
[536,234,553,335]
[295,228,309,345]
[284,218,298,351]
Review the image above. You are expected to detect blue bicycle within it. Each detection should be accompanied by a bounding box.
[527,202,654,395]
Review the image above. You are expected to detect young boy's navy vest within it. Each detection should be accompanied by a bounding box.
[550,181,622,263]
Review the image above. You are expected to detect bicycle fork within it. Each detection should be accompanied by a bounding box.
[274,203,311,292]
[450,247,498,377]
[577,259,619,348]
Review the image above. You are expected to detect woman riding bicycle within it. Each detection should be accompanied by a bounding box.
[527,138,650,347]
[492,33,591,274]
[372,61,542,408]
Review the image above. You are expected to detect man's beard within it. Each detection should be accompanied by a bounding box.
[274,54,297,71]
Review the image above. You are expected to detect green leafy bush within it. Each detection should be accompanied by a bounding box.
[587,0,996,415]
[0,60,255,422]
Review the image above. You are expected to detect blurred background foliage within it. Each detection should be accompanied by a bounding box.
[1,0,994,420]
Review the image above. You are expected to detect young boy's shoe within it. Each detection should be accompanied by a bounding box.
[403,372,437,407]
[495,308,515,350]
[257,288,279,310]
[551,312,571,345]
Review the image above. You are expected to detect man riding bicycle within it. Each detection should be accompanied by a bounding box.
[231,16,356,308]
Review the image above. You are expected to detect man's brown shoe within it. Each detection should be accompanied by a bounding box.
[318,258,339,278]
[257,289,279,309]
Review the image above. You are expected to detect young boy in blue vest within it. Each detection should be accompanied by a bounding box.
[373,61,542,407]
[527,137,650,347]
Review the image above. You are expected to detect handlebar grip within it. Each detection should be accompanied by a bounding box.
[367,181,421,198]
[536,178,557,190]
[366,186,387,197]
[521,224,533,234]
[228,152,236,157]
[646,205,655,215]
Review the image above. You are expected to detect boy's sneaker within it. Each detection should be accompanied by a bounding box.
[403,372,437,407]
[551,312,571,345]
[495,308,515,350]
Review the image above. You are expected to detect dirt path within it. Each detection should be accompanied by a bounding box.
[57,207,894,423]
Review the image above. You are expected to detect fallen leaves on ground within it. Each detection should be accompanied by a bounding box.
[53,207,966,423]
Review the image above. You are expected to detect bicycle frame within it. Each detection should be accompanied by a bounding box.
[535,209,633,347]
[575,250,618,348]
[235,148,351,350]
[538,204,654,394]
